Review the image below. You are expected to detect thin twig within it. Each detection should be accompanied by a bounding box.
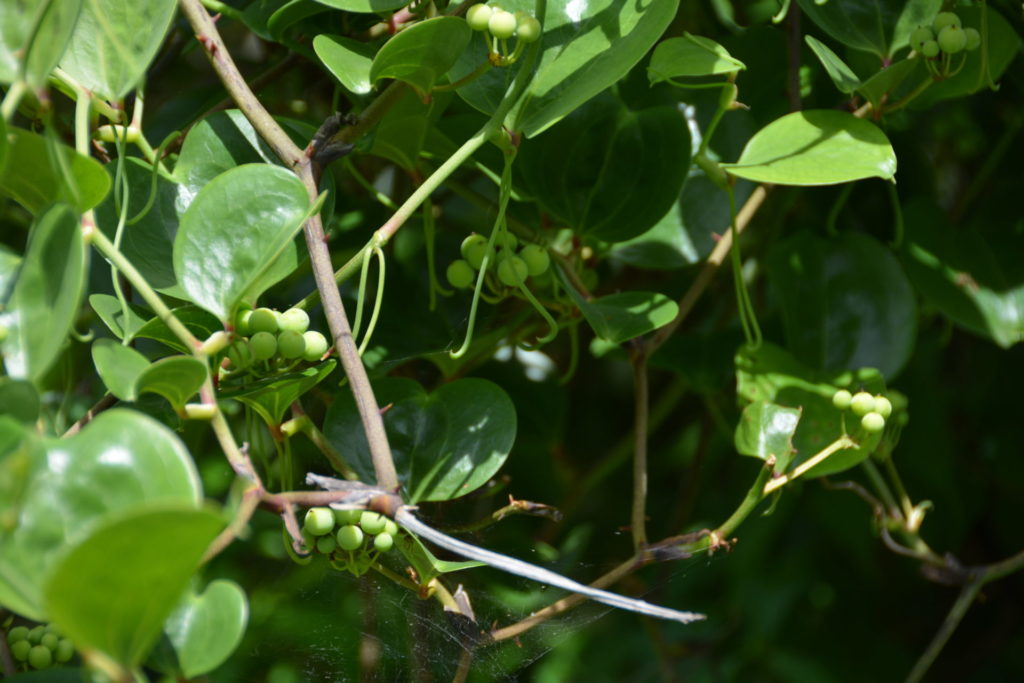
[630,349,650,549]
[63,392,118,437]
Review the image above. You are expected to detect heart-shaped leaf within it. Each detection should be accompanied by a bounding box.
[44,506,223,668]
[734,401,801,471]
[325,377,516,502]
[92,338,150,401]
[0,127,110,213]
[648,33,746,83]
[173,163,308,322]
[223,360,336,427]
[136,356,209,412]
[797,0,941,59]
[0,0,82,88]
[163,579,248,678]
[313,34,375,95]
[0,409,202,620]
[722,110,896,186]
[2,204,86,382]
[369,17,471,97]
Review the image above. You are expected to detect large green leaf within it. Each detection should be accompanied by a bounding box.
[134,305,223,355]
[1,204,85,382]
[722,110,896,186]
[369,17,471,97]
[647,33,745,83]
[518,93,690,242]
[136,357,209,412]
[44,507,223,668]
[0,0,83,88]
[223,360,336,427]
[58,0,178,99]
[313,34,375,95]
[173,164,308,322]
[766,231,917,378]
[451,0,680,137]
[0,409,202,620]
[174,110,280,199]
[0,127,110,213]
[558,269,679,344]
[92,337,150,401]
[734,401,801,472]
[797,0,941,58]
[324,377,516,502]
[163,579,248,679]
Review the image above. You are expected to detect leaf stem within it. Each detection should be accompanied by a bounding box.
[762,435,857,495]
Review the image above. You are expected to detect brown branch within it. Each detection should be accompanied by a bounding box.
[63,392,118,437]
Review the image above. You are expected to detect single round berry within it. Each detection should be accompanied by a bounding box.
[874,396,893,419]
[861,412,886,433]
[850,391,877,416]
[27,626,44,644]
[40,633,58,650]
[10,639,30,662]
[28,644,52,669]
[7,626,29,644]
[461,234,493,270]
[447,259,476,289]
[932,11,961,33]
[336,524,364,551]
[227,340,253,371]
[303,507,335,536]
[316,535,337,554]
[466,3,493,32]
[937,25,967,54]
[515,13,542,43]
[910,26,934,51]
[277,330,306,359]
[334,508,363,526]
[496,232,518,251]
[497,256,528,287]
[234,307,254,336]
[249,307,279,334]
[383,519,399,537]
[517,244,550,277]
[302,330,329,362]
[832,389,853,410]
[921,40,940,57]
[373,532,394,552]
[248,331,277,361]
[55,639,74,663]
[964,27,981,51]
[359,511,388,535]
[489,9,518,39]
[279,308,310,334]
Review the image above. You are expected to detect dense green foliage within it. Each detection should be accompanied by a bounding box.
[1,0,1023,681]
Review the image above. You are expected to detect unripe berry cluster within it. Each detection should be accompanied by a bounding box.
[6,623,75,671]
[910,12,980,59]
[466,4,542,43]
[447,233,551,290]
[302,506,399,576]
[226,306,330,377]
[832,389,893,433]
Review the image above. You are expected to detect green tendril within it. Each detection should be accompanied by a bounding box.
[727,185,761,349]
[357,247,386,357]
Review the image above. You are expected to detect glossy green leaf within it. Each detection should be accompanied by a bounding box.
[797,0,941,58]
[898,200,1024,348]
[805,35,861,94]
[736,342,884,478]
[173,164,308,322]
[394,532,484,586]
[267,0,329,41]
[313,0,407,12]
[136,356,209,412]
[519,93,690,242]
[135,306,223,354]
[722,110,896,185]
[767,231,917,378]
[89,293,150,341]
[648,33,745,83]
[856,58,917,109]
[0,409,202,620]
[92,338,150,401]
[44,506,223,668]
[174,111,279,199]
[0,127,110,213]
[0,0,82,88]
[325,377,517,502]
[556,267,678,344]
[0,378,40,423]
[734,401,801,471]
[2,204,85,382]
[224,361,336,427]
[58,0,177,99]
[451,0,680,137]
[313,34,375,95]
[164,579,248,678]
[369,17,470,97]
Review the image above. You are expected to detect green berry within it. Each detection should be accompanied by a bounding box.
[334,508,363,525]
[519,244,550,277]
[850,391,876,416]
[7,625,29,644]
[832,389,853,410]
[302,331,329,362]
[27,626,44,644]
[359,511,387,535]
[55,639,74,663]
[922,40,940,58]
[964,27,981,51]
[226,340,253,371]
[279,308,310,334]
[44,624,60,636]
[489,9,518,39]
[373,532,394,552]
[861,412,886,433]
[10,639,30,662]
[910,26,934,51]
[383,519,398,536]
[316,535,337,554]
[28,644,52,669]
[497,256,528,287]
[277,330,306,359]
[249,331,277,361]
[932,11,961,33]
[874,396,893,419]
[336,524,364,551]
[937,25,967,54]
[249,307,279,334]
[234,307,254,335]
[461,234,493,270]
[40,633,58,650]
[466,3,493,32]
[496,232,518,251]
[447,259,476,289]
[303,507,335,536]
[515,13,542,43]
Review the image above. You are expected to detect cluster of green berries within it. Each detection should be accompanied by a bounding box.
[226,306,330,375]
[447,233,551,290]
[910,12,980,58]
[302,507,399,576]
[466,3,541,43]
[832,389,893,434]
[6,623,75,671]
